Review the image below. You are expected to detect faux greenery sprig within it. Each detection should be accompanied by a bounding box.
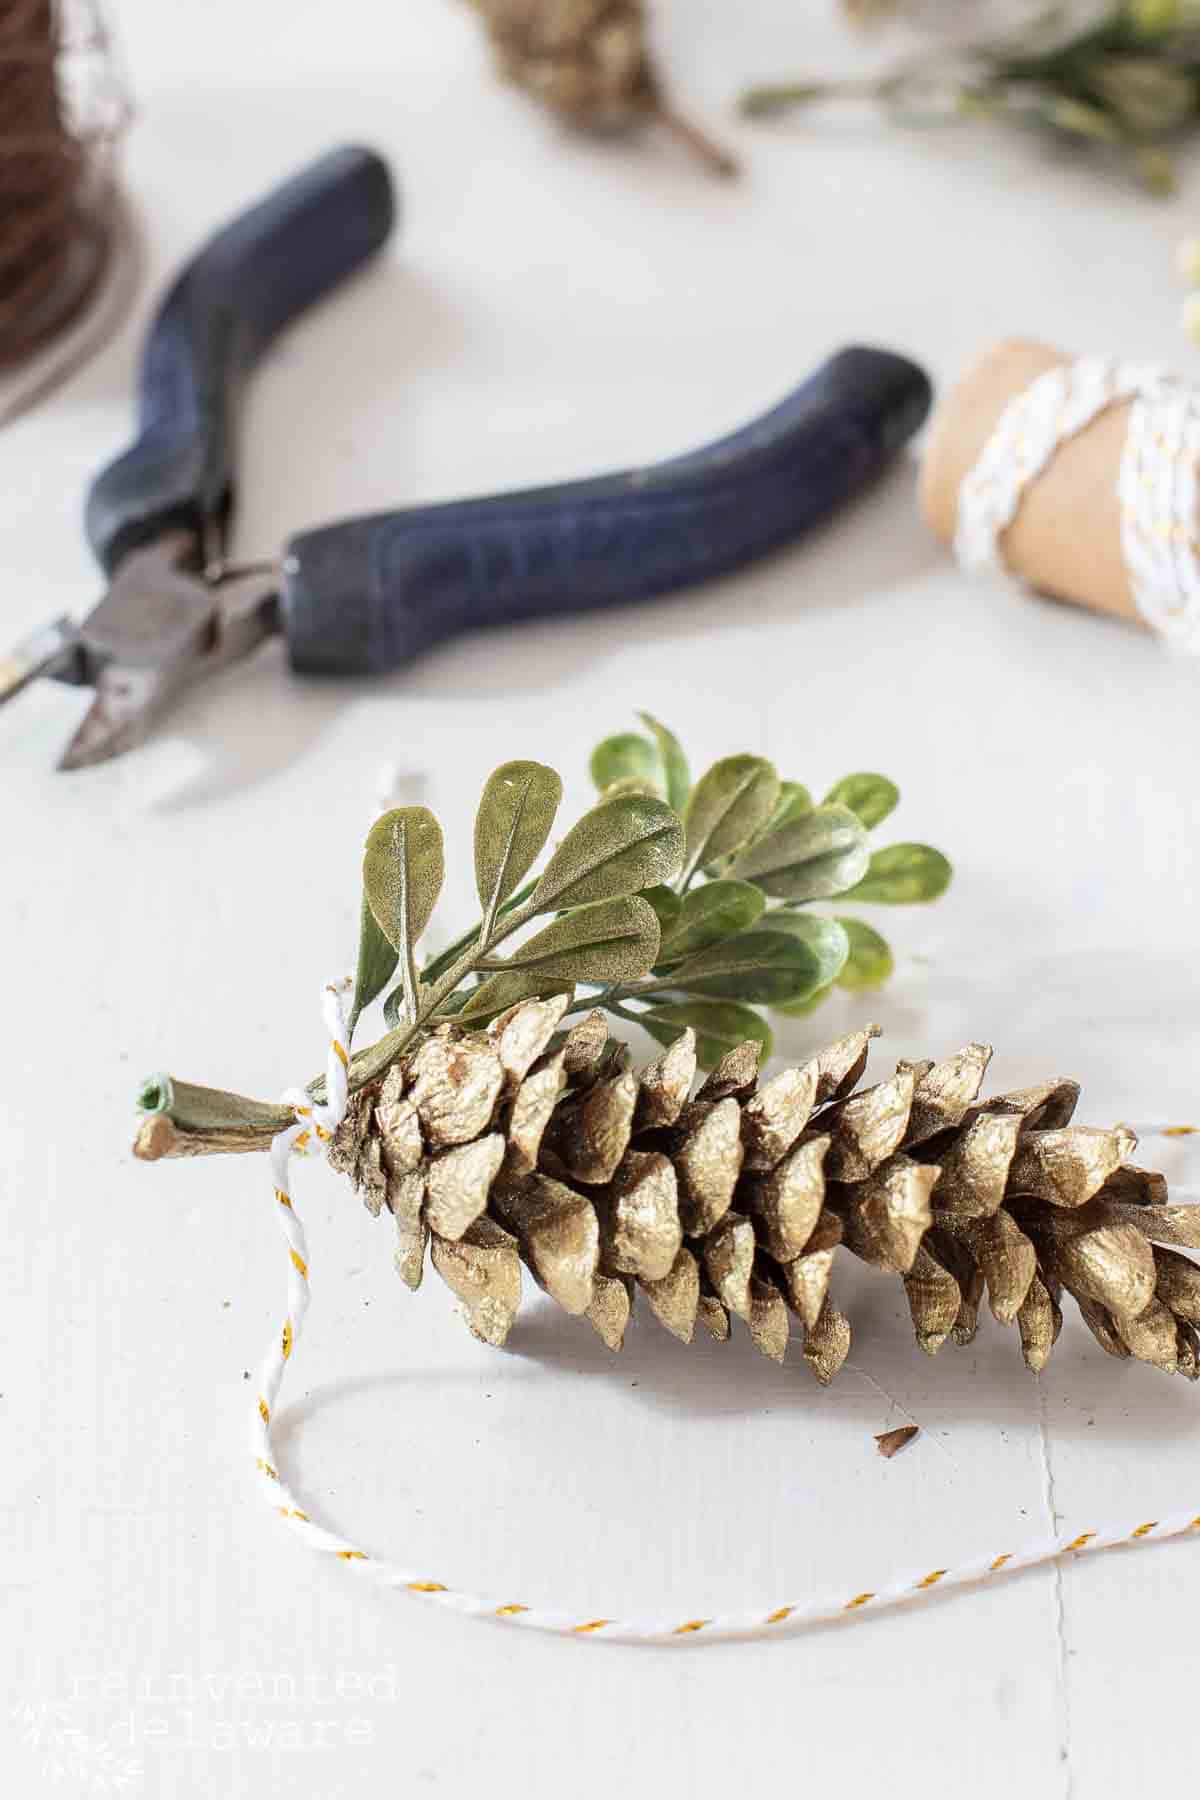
[582,714,951,1063]
[135,719,952,1159]
[741,2,1200,194]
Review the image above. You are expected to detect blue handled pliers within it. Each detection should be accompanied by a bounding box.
[0,145,931,769]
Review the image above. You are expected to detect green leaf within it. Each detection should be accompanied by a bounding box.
[823,772,900,831]
[641,884,683,936]
[662,929,825,1005]
[456,971,575,1025]
[758,910,850,990]
[638,712,690,812]
[589,733,662,796]
[348,892,399,1035]
[765,780,813,833]
[835,917,895,990]
[772,983,834,1019]
[485,896,660,985]
[658,879,764,961]
[474,760,563,917]
[641,1000,772,1071]
[683,755,780,877]
[533,793,684,911]
[729,803,870,901]
[841,843,953,905]
[363,808,445,950]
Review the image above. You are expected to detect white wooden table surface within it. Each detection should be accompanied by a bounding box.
[4,3,1199,1794]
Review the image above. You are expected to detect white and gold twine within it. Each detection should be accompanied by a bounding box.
[252,987,1200,1645]
[954,354,1200,649]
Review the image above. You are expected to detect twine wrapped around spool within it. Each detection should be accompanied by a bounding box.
[922,338,1200,651]
[0,0,131,419]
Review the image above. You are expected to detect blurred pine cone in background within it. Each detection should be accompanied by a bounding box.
[470,0,655,132]
[467,0,736,172]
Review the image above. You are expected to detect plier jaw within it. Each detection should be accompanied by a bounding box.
[45,531,280,771]
[0,144,396,769]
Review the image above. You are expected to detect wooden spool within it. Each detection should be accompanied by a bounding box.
[920,338,1144,628]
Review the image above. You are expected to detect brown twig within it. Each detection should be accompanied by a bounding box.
[652,99,739,178]
[133,1114,283,1161]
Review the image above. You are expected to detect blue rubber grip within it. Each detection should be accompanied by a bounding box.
[281,346,931,677]
[84,145,396,576]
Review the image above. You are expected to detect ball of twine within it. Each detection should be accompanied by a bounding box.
[0,0,130,378]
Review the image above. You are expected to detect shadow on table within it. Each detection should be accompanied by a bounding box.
[274,1269,1200,1459]
[503,1299,1199,1448]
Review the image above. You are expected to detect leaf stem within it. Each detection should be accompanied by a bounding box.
[558,980,654,1035]
[432,882,539,981]
[381,878,540,1023]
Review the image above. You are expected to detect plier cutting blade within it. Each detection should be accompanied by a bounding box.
[1,144,932,770]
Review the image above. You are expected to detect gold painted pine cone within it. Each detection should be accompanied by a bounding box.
[327,999,1200,1385]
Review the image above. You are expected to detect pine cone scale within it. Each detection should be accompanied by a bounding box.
[1016,1275,1061,1373]
[586,1271,633,1350]
[640,1246,700,1343]
[503,1051,567,1177]
[905,1245,962,1354]
[931,1109,1022,1219]
[430,1217,521,1347]
[903,1041,992,1145]
[740,1063,818,1169]
[702,1212,755,1320]
[673,1098,743,1236]
[491,1173,599,1314]
[775,1243,836,1331]
[823,1067,916,1183]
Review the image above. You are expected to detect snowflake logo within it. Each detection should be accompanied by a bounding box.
[12,1701,143,1794]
